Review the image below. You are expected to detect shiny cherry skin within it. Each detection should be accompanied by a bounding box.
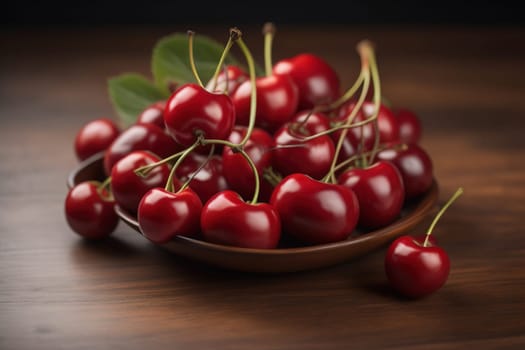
[164,83,235,148]
[338,101,400,150]
[201,190,281,249]
[138,188,202,244]
[232,74,299,132]
[270,174,359,245]
[222,126,274,202]
[376,143,433,200]
[175,153,228,204]
[205,65,248,95]
[395,108,422,144]
[289,110,331,135]
[74,118,121,161]
[110,151,177,215]
[273,53,340,110]
[64,181,119,239]
[103,123,181,176]
[385,235,450,298]
[338,161,404,229]
[272,123,335,180]
[137,101,166,129]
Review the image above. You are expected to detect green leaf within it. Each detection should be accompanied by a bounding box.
[152,33,240,94]
[108,73,168,127]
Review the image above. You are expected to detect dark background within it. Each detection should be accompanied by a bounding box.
[4,1,524,26]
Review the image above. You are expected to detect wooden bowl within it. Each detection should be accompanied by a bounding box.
[68,153,439,273]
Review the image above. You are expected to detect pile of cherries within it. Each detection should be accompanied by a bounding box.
[65,26,458,298]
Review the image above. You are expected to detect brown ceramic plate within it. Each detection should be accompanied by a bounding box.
[68,152,439,273]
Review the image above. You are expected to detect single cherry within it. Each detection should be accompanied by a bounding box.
[175,152,229,204]
[376,143,433,200]
[103,123,181,176]
[138,187,202,244]
[270,174,359,245]
[222,126,274,202]
[164,83,235,148]
[74,118,121,161]
[385,188,463,298]
[110,150,177,215]
[395,108,422,144]
[232,74,299,132]
[338,161,405,229]
[289,110,331,135]
[201,190,281,249]
[64,181,119,239]
[273,53,341,109]
[137,101,166,129]
[272,123,335,180]
[338,101,400,150]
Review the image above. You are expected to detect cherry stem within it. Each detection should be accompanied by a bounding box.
[202,138,260,204]
[98,176,112,191]
[165,138,202,192]
[327,63,371,183]
[263,22,276,77]
[288,114,381,143]
[96,176,113,200]
[234,32,258,147]
[360,41,382,164]
[134,149,187,177]
[179,145,215,192]
[319,40,380,183]
[187,30,204,87]
[262,167,282,187]
[423,187,464,247]
[210,29,238,92]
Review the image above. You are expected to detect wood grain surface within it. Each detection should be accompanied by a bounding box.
[1,25,524,350]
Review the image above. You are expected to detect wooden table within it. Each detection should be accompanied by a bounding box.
[1,25,524,349]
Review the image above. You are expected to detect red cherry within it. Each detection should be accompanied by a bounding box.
[384,187,463,298]
[361,101,400,144]
[273,53,340,110]
[289,110,331,135]
[376,143,434,200]
[272,123,335,180]
[338,101,400,150]
[232,74,299,132]
[222,126,274,202]
[137,101,166,129]
[338,161,405,229]
[74,118,120,161]
[175,152,229,204]
[270,174,359,245]
[137,187,202,244]
[384,235,450,298]
[205,65,248,95]
[64,181,119,239]
[201,190,281,249]
[164,83,235,148]
[103,123,181,176]
[110,151,177,215]
[395,108,422,144]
